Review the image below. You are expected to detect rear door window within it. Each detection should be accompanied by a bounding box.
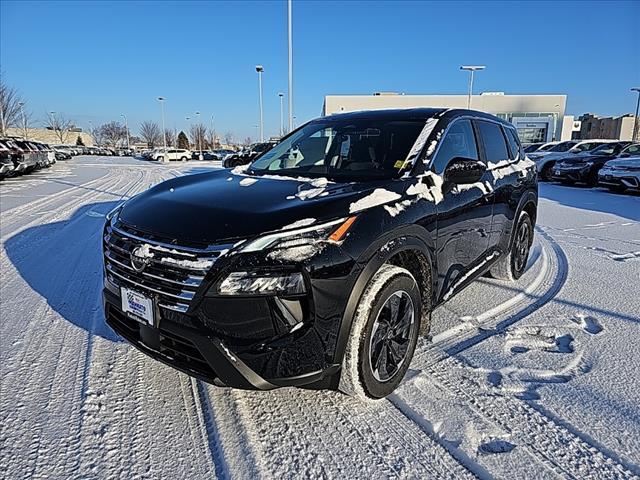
[505,128,522,160]
[476,120,509,164]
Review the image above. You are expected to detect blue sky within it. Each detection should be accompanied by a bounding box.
[1,0,638,140]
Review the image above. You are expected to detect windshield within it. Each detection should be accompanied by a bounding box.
[548,141,576,152]
[249,119,427,180]
[539,143,557,151]
[589,143,618,155]
[524,144,541,153]
[621,144,640,155]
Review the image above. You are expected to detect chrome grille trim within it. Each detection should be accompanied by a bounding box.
[104,223,235,312]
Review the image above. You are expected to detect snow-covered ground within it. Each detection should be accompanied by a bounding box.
[1,156,639,479]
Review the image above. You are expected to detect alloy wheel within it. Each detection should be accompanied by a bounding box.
[368,291,415,382]
[513,220,530,273]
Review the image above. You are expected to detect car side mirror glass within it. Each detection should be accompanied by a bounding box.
[444,157,487,185]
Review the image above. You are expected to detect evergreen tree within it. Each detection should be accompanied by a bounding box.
[76,135,85,146]
[177,131,190,149]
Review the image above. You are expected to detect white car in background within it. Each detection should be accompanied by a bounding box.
[528,139,616,181]
[150,148,192,162]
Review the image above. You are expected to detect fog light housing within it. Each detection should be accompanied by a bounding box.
[217,271,306,296]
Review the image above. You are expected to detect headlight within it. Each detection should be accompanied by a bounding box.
[239,217,355,252]
[105,204,123,223]
[217,271,306,296]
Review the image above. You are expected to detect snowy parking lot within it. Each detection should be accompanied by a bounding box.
[1,156,639,479]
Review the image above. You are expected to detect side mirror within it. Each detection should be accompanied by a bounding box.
[444,157,487,185]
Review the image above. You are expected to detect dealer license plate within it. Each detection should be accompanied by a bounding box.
[121,287,154,326]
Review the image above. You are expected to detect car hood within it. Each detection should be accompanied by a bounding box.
[561,153,613,165]
[602,157,640,169]
[119,169,398,244]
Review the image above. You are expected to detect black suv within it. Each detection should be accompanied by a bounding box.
[102,108,537,399]
[222,141,277,168]
[550,141,633,186]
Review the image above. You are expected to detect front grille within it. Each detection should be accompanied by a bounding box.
[106,305,217,379]
[103,222,232,312]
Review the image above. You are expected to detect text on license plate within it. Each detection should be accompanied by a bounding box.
[121,287,154,325]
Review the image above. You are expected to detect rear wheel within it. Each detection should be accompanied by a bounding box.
[340,265,422,400]
[490,211,533,281]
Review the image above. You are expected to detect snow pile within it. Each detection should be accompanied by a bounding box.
[406,172,444,204]
[239,178,258,187]
[349,188,401,213]
[280,218,316,230]
[231,164,250,175]
[159,257,214,270]
[384,199,413,217]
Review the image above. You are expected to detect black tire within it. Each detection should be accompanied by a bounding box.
[181,156,187,162]
[157,156,164,162]
[540,163,554,182]
[340,264,422,400]
[490,211,533,281]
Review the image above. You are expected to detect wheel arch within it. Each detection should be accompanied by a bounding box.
[333,225,436,365]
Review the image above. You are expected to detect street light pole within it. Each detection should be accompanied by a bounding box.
[255,65,264,142]
[278,93,284,137]
[195,111,203,159]
[120,114,130,150]
[460,65,486,109]
[158,97,167,160]
[288,0,293,133]
[210,114,216,149]
[631,88,640,142]
[18,102,26,139]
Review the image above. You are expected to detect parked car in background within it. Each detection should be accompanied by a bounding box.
[102,108,537,399]
[1,138,39,174]
[529,140,616,181]
[150,148,192,161]
[53,146,72,161]
[222,141,277,168]
[0,140,16,178]
[598,153,640,193]
[524,142,545,153]
[214,149,236,161]
[550,141,633,186]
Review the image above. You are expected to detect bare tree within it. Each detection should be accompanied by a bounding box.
[223,131,234,145]
[18,108,34,140]
[189,123,207,152]
[46,112,74,143]
[96,121,127,147]
[139,121,162,148]
[0,78,24,136]
[207,129,218,149]
[165,128,177,147]
[243,137,252,146]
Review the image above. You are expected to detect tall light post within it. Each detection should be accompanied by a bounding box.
[631,88,640,141]
[17,102,26,139]
[157,96,167,160]
[195,111,203,159]
[278,93,285,137]
[255,65,264,142]
[460,65,485,109]
[120,114,130,150]
[288,0,293,133]
[210,114,216,149]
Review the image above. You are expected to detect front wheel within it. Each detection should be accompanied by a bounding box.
[156,156,164,162]
[181,156,187,162]
[340,264,422,400]
[490,210,533,281]
[540,163,554,182]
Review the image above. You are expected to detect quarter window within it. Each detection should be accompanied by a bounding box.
[477,121,509,163]
[431,119,479,174]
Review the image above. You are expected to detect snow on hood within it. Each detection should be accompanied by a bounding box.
[349,188,401,213]
[280,218,316,230]
[239,177,258,186]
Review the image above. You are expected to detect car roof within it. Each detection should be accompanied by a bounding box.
[321,107,515,127]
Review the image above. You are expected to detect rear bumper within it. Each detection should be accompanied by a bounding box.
[103,288,340,390]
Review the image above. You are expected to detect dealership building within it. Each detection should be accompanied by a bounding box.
[323,92,573,143]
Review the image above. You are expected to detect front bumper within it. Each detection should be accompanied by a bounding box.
[103,287,340,389]
[550,164,591,183]
[0,162,14,176]
[598,170,640,190]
